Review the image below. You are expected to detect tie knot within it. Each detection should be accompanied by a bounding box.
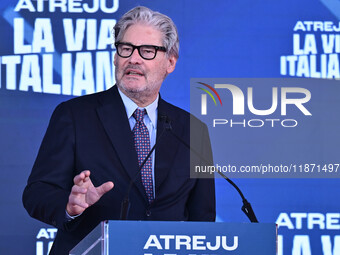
[133,109,146,123]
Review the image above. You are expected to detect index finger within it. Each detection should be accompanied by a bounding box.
[73,170,91,185]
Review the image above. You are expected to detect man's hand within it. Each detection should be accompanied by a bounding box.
[66,170,114,216]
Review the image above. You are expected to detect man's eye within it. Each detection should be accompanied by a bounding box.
[121,47,132,52]
[142,48,155,54]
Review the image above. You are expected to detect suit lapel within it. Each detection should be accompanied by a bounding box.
[95,86,147,201]
[154,99,183,194]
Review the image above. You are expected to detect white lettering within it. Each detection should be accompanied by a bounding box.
[308,213,325,230]
[14,18,32,54]
[49,0,67,12]
[36,229,49,239]
[206,236,221,251]
[43,54,61,94]
[19,55,42,93]
[2,56,21,90]
[14,0,35,12]
[281,87,312,116]
[32,18,55,53]
[159,235,174,250]
[248,87,278,115]
[73,52,95,96]
[96,51,115,92]
[215,84,245,115]
[326,213,340,230]
[64,19,86,51]
[175,235,191,250]
[62,53,72,95]
[276,213,294,229]
[291,213,307,229]
[144,235,162,250]
[97,19,115,50]
[68,0,82,13]
[321,235,340,255]
[292,235,311,255]
[192,236,206,250]
[221,236,238,251]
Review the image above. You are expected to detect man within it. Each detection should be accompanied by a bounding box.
[23,6,215,254]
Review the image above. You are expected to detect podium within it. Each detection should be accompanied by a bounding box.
[70,221,277,255]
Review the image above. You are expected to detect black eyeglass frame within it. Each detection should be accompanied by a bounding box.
[114,42,167,60]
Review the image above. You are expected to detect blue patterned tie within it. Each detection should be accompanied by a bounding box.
[132,109,154,204]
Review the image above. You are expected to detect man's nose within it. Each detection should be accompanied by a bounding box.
[128,48,143,64]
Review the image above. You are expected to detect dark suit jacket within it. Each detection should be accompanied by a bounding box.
[23,85,215,254]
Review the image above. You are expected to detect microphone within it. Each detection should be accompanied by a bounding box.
[120,115,168,220]
[162,115,258,223]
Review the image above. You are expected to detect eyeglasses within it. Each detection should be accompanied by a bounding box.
[114,42,167,60]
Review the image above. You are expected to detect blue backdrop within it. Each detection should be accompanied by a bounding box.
[0,0,339,254]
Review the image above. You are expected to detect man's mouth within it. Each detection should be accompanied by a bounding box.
[125,69,144,76]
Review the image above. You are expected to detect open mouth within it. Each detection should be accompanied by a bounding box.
[125,69,143,76]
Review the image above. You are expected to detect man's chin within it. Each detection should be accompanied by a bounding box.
[119,83,147,94]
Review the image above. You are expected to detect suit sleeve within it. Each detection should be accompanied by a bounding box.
[22,102,77,230]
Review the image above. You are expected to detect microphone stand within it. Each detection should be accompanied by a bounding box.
[165,120,258,223]
[215,170,258,223]
[120,124,167,220]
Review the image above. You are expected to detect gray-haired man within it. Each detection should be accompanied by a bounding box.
[23,6,215,254]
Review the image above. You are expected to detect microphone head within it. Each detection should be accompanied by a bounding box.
[160,114,172,130]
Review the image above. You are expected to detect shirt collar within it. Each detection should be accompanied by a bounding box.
[118,87,158,127]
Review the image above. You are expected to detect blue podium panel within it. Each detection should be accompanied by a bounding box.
[107,221,276,255]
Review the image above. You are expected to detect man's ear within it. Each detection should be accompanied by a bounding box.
[166,55,177,74]
[114,53,117,66]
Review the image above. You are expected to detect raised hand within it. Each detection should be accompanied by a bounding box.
[66,170,114,216]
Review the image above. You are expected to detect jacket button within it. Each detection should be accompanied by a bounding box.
[146,210,151,217]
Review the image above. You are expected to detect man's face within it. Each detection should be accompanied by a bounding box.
[114,23,177,105]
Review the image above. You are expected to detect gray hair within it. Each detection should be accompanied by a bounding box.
[114,6,179,59]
